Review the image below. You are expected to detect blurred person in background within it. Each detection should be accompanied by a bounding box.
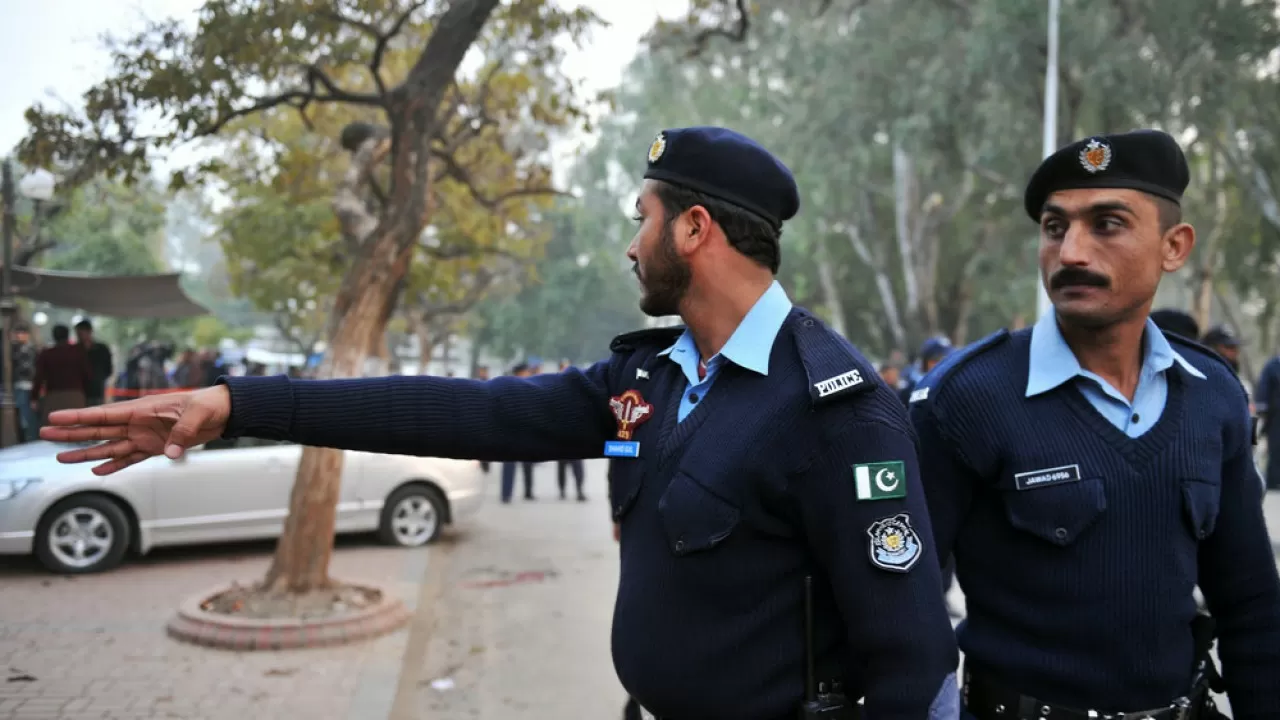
[173,349,200,387]
[32,324,90,425]
[74,320,113,407]
[7,324,38,441]
[556,359,588,501]
[1149,307,1200,341]
[1200,325,1241,376]
[499,361,538,502]
[1256,346,1280,491]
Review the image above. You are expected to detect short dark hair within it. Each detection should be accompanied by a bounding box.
[1149,308,1199,340]
[52,324,70,342]
[1155,196,1182,234]
[653,181,782,273]
[74,319,93,332]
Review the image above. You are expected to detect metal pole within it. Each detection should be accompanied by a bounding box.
[1035,0,1061,319]
[1,159,20,448]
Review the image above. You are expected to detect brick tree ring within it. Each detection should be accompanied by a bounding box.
[166,581,411,651]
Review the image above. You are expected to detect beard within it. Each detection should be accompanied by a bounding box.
[636,221,692,317]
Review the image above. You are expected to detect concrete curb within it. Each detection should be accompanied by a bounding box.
[165,580,411,651]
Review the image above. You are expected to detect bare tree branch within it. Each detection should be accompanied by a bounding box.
[428,147,569,209]
[199,67,382,137]
[318,1,430,96]
[687,0,751,58]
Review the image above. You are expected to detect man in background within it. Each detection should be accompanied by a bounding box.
[556,359,587,501]
[1256,347,1280,491]
[1201,324,1241,375]
[1149,307,1200,341]
[499,362,538,502]
[32,324,90,426]
[7,325,38,441]
[74,320,113,407]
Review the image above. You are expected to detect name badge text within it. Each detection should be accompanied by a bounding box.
[604,441,640,458]
[1014,464,1081,491]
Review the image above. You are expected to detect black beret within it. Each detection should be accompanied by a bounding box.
[1201,324,1240,348]
[1149,308,1200,341]
[1024,129,1190,220]
[643,126,800,229]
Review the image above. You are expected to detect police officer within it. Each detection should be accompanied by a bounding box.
[47,126,960,718]
[909,130,1280,719]
[1256,349,1280,491]
[1200,325,1241,376]
[900,336,954,405]
[1150,308,1200,341]
[44,126,959,720]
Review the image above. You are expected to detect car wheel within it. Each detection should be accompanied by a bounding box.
[378,485,446,547]
[34,495,131,574]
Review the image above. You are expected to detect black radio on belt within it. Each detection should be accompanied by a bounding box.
[799,576,859,720]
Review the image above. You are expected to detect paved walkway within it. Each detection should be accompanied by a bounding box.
[391,459,625,720]
[0,533,431,720]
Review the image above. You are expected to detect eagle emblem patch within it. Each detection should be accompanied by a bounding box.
[647,133,667,163]
[867,513,922,572]
[1079,138,1112,174]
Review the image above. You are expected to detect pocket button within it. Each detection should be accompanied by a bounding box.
[1054,527,1068,540]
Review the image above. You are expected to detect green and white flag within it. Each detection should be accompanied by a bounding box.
[853,461,906,501]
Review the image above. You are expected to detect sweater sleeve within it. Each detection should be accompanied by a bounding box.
[220,360,618,462]
[908,400,980,561]
[1198,392,1280,720]
[790,417,959,719]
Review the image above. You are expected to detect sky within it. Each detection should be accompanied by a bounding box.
[0,0,689,184]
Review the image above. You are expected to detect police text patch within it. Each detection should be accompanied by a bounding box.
[854,461,907,501]
[1014,464,1081,491]
[813,370,863,398]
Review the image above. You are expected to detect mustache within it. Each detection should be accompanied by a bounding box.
[1050,267,1110,290]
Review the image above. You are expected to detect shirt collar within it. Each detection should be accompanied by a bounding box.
[658,280,793,376]
[1025,311,1206,398]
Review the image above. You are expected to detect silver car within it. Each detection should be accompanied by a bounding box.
[0,437,486,574]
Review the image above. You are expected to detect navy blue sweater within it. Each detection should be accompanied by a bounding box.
[222,310,959,720]
[909,329,1280,718]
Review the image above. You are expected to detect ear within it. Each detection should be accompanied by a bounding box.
[1160,223,1196,273]
[677,205,715,254]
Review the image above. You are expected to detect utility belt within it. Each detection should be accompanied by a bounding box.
[643,683,864,720]
[962,668,1220,720]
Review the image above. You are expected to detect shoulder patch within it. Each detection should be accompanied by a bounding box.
[912,328,1011,402]
[789,310,875,405]
[609,326,685,354]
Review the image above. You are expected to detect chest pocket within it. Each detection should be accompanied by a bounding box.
[1003,477,1107,546]
[658,472,741,556]
[1180,478,1220,540]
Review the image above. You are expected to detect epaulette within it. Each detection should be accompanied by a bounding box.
[609,326,685,354]
[907,329,1010,406]
[1164,332,1256,444]
[790,310,876,405]
[1164,332,1242,380]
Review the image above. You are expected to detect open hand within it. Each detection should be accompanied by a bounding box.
[38,386,233,475]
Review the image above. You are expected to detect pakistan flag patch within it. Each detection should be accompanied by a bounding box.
[853,461,906,501]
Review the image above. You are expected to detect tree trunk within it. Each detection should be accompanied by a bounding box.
[813,236,847,337]
[261,234,415,593]
[257,0,503,595]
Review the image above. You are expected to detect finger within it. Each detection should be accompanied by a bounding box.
[40,425,131,443]
[47,403,141,428]
[56,440,137,465]
[93,451,151,477]
[165,402,214,459]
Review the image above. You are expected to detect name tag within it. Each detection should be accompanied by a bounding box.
[1014,464,1081,491]
[603,441,640,458]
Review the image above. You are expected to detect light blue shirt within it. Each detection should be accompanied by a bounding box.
[658,280,793,422]
[1026,311,1206,438]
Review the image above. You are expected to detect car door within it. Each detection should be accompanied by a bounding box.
[147,437,300,547]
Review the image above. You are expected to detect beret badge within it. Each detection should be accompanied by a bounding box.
[647,133,667,164]
[1079,138,1112,174]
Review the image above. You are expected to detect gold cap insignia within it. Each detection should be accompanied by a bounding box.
[1079,139,1112,174]
[647,133,667,164]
